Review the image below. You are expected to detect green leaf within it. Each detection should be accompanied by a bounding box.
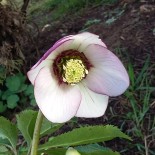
[76,144,120,155]
[80,150,120,155]
[0,139,13,155]
[135,56,150,87]
[16,73,26,84]
[0,145,8,153]
[38,148,66,155]
[6,95,19,109]
[0,138,10,151]
[24,85,34,96]
[29,93,34,99]
[0,117,18,150]
[20,97,27,104]
[0,101,7,113]
[16,110,38,147]
[40,119,63,137]
[39,125,132,150]
[19,84,27,92]
[18,146,28,155]
[105,17,116,25]
[30,99,36,106]
[128,63,135,88]
[6,75,21,92]
[76,143,109,152]
[0,145,12,155]
[1,90,13,100]
[39,146,120,155]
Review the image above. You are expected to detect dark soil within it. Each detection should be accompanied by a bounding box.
[26,0,155,65]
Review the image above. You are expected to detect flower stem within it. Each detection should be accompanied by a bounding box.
[30,110,44,155]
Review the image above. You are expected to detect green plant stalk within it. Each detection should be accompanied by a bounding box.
[30,110,44,155]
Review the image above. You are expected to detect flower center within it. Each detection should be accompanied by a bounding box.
[62,59,88,85]
[53,50,92,85]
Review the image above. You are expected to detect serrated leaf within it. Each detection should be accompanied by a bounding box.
[0,101,7,113]
[6,75,21,92]
[39,125,131,150]
[0,117,18,150]
[7,95,19,109]
[16,110,37,147]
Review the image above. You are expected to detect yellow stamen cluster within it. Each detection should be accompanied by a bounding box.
[63,59,88,84]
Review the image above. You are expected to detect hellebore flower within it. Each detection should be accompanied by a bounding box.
[27,32,129,123]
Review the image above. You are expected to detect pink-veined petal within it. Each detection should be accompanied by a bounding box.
[83,44,129,96]
[34,67,81,123]
[76,83,109,117]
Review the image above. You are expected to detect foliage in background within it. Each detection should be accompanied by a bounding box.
[0,72,36,113]
[124,57,155,154]
[113,48,155,155]
[28,0,118,25]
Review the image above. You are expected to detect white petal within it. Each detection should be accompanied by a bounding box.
[70,32,107,52]
[47,32,106,59]
[76,83,109,118]
[27,59,52,85]
[48,32,106,53]
[34,67,81,123]
[83,44,129,96]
